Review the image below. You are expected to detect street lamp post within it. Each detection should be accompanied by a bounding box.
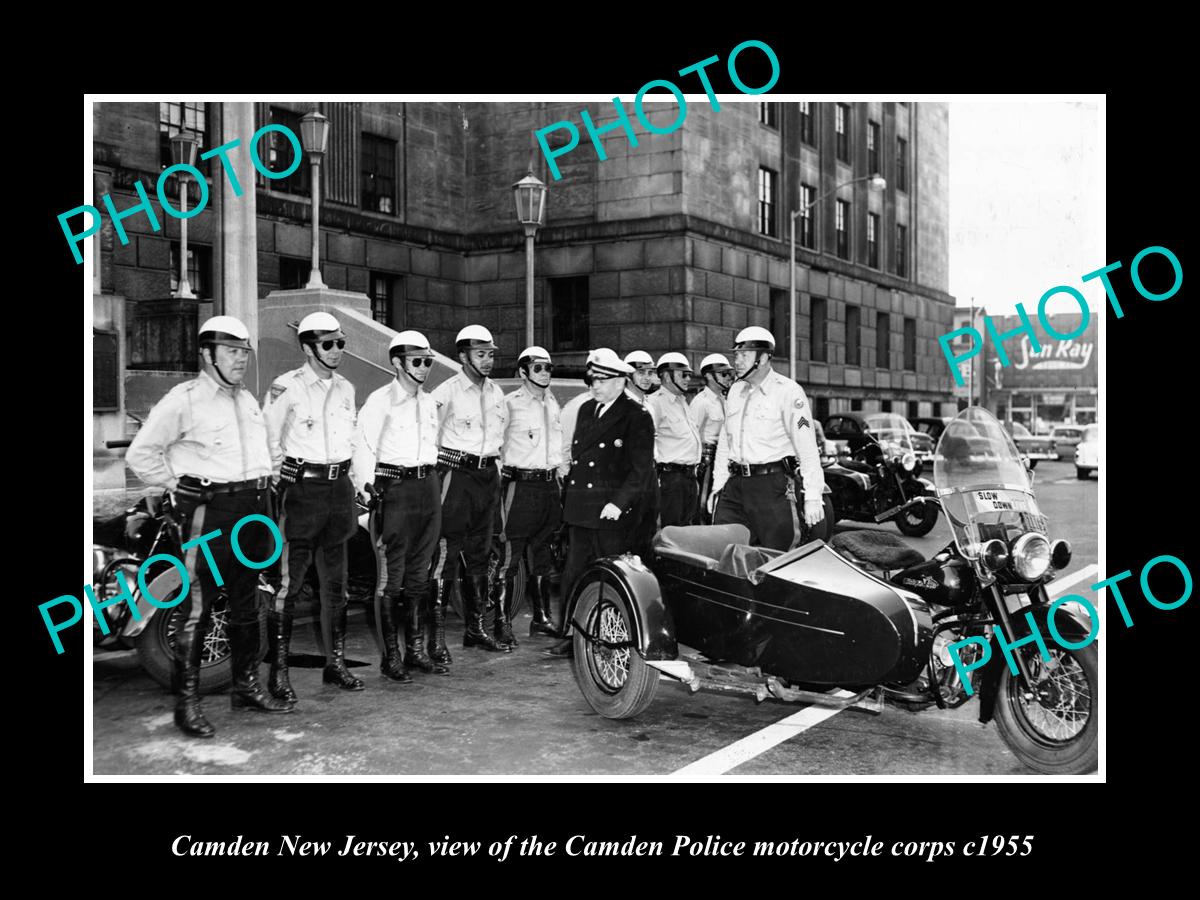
[300,111,330,290]
[787,172,887,380]
[513,169,548,348]
[169,132,200,299]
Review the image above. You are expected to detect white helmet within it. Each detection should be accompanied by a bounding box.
[199,315,252,349]
[700,353,732,373]
[656,352,692,372]
[624,349,654,369]
[297,311,344,342]
[456,324,497,351]
[590,347,634,376]
[389,330,432,356]
[732,326,775,353]
[517,345,552,367]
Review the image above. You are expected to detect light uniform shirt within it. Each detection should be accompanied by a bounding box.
[690,386,726,446]
[712,369,825,500]
[430,371,507,456]
[501,385,564,470]
[127,369,272,487]
[351,380,440,493]
[558,392,592,477]
[647,389,702,465]
[262,364,356,471]
[625,386,648,407]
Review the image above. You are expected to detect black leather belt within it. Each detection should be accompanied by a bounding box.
[657,462,699,476]
[502,466,557,482]
[284,457,351,481]
[439,449,500,471]
[375,463,432,480]
[727,457,796,477]
[179,475,271,494]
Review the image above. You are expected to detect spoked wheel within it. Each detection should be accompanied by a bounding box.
[895,497,939,537]
[570,576,658,719]
[994,642,1098,774]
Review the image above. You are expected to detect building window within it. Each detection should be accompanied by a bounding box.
[266,107,309,195]
[896,136,909,192]
[170,243,213,299]
[769,288,787,347]
[159,102,208,171]
[798,102,814,145]
[759,102,778,128]
[876,312,891,369]
[850,398,863,412]
[799,184,816,249]
[881,400,893,413]
[908,400,920,420]
[867,120,880,173]
[757,167,778,238]
[279,256,312,290]
[369,272,400,328]
[835,199,849,260]
[846,305,861,367]
[867,213,879,268]
[895,223,908,277]
[550,276,589,352]
[904,317,917,371]
[835,104,850,162]
[361,133,397,215]
[94,330,119,411]
[814,395,830,422]
[811,297,827,363]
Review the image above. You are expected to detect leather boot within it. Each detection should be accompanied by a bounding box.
[231,620,295,712]
[378,591,412,683]
[463,574,509,652]
[427,579,453,667]
[267,610,297,702]
[323,606,366,690]
[529,575,559,638]
[174,621,215,738]
[492,574,518,649]
[405,588,448,675]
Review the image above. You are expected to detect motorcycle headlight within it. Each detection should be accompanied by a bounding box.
[1012,533,1051,580]
[980,538,1009,573]
[901,452,916,472]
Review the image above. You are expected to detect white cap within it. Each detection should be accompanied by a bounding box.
[389,330,432,354]
[656,352,691,371]
[624,350,654,368]
[456,324,497,350]
[297,311,343,340]
[700,353,732,372]
[199,315,251,349]
[732,325,776,352]
[590,347,634,375]
[518,345,552,366]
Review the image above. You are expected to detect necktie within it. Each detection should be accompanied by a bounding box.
[596,402,606,419]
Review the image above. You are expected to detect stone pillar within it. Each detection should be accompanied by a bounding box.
[220,102,260,392]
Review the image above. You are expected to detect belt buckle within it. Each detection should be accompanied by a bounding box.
[327,463,339,480]
[739,462,752,477]
[256,475,269,490]
[476,455,488,470]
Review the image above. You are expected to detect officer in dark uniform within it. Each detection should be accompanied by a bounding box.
[546,348,655,659]
[127,315,293,738]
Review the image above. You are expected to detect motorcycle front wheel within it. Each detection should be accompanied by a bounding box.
[895,498,939,537]
[993,642,1098,774]
[570,576,659,719]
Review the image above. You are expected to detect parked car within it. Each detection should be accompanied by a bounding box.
[1003,421,1055,468]
[1050,425,1086,460]
[1074,423,1099,479]
[824,412,934,464]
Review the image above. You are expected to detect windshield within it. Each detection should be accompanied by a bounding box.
[934,408,1046,561]
[864,413,914,455]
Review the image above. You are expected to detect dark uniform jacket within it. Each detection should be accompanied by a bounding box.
[563,394,655,531]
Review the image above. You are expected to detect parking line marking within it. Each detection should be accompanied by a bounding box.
[669,562,1100,777]
[668,689,856,777]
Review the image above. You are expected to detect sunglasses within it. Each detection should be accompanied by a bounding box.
[530,363,554,374]
[320,339,346,351]
[406,357,434,368]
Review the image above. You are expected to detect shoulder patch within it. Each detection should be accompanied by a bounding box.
[269,382,288,400]
[793,398,805,409]
[797,416,811,431]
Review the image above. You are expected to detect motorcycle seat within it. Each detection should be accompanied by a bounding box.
[830,529,925,570]
[655,524,752,570]
[716,543,784,579]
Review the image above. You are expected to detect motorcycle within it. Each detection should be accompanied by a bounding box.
[823,412,939,537]
[565,406,1097,775]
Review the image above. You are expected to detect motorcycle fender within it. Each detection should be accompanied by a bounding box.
[121,567,184,638]
[566,555,677,661]
[976,601,1096,724]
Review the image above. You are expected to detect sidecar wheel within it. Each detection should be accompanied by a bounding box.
[993,642,1098,774]
[570,576,659,719]
[895,498,939,537]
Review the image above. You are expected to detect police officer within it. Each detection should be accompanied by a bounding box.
[623,350,654,406]
[262,311,361,696]
[352,331,447,679]
[646,352,703,527]
[547,348,655,659]
[489,346,564,648]
[691,353,733,523]
[127,315,292,738]
[622,349,658,556]
[430,325,509,655]
[711,326,826,551]
[558,350,600,474]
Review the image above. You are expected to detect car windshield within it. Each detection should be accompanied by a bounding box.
[864,413,914,455]
[1054,427,1082,438]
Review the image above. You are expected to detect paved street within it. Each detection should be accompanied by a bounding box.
[92,460,1098,776]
